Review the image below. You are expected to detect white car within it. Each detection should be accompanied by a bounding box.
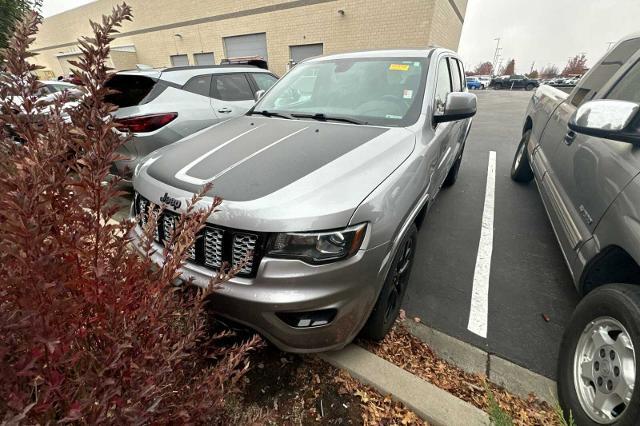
[106,65,279,183]
[476,75,491,89]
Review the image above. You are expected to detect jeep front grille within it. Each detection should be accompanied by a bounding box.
[204,228,224,268]
[232,233,259,274]
[133,193,264,277]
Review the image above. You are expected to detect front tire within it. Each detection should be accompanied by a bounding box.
[511,130,534,183]
[526,83,535,91]
[494,83,502,90]
[558,284,640,425]
[361,224,418,341]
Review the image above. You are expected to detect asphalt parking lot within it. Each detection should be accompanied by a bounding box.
[403,90,580,380]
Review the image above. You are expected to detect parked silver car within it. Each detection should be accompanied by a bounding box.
[131,49,476,352]
[106,65,278,182]
[511,33,640,426]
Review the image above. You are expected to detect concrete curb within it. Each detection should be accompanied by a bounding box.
[404,320,558,404]
[319,344,490,426]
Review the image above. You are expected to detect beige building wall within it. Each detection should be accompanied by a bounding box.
[32,0,467,77]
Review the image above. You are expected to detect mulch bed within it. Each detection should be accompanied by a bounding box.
[228,344,425,425]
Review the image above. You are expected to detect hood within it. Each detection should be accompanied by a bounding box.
[135,115,415,232]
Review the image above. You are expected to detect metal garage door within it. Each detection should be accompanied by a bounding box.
[170,54,189,67]
[290,43,323,63]
[194,52,215,65]
[223,33,267,60]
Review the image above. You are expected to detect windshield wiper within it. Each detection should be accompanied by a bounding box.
[247,109,293,119]
[290,112,367,125]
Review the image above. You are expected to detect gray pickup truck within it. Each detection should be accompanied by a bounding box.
[511,34,640,426]
[131,49,476,352]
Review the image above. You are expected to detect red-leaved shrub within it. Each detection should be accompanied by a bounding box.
[0,4,260,424]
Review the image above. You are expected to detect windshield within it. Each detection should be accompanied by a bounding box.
[253,57,429,127]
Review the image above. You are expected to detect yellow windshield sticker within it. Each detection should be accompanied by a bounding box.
[389,64,410,71]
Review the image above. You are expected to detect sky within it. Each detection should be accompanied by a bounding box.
[458,0,640,74]
[42,0,640,74]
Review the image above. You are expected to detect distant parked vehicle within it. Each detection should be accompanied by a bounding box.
[465,77,482,90]
[490,74,540,91]
[106,65,278,183]
[476,75,492,89]
[220,56,268,70]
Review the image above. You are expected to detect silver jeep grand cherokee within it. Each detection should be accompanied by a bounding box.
[131,49,476,352]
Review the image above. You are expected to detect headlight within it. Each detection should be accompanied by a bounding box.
[267,223,367,264]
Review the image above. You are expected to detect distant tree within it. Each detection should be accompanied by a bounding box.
[540,65,560,79]
[0,0,37,62]
[472,61,494,76]
[500,59,515,75]
[528,70,539,79]
[562,53,588,76]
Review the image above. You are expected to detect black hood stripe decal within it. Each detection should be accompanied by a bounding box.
[175,124,265,185]
[146,116,388,201]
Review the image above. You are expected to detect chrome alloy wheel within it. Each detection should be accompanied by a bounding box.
[574,317,636,423]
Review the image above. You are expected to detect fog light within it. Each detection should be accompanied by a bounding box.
[277,309,337,328]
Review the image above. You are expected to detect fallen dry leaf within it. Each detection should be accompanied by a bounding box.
[359,321,558,426]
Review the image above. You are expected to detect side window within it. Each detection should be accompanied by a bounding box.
[456,60,466,91]
[251,73,278,91]
[211,74,254,101]
[570,37,640,107]
[448,58,462,92]
[606,58,640,103]
[434,58,452,115]
[182,74,211,97]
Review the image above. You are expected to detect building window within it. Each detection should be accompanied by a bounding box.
[289,43,323,64]
[194,52,215,66]
[170,54,189,67]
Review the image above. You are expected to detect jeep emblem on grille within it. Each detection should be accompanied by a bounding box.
[159,193,182,209]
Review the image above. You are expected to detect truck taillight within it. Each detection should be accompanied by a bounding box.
[115,112,178,133]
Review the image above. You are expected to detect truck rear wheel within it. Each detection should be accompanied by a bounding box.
[361,224,418,341]
[526,83,535,91]
[511,130,534,183]
[558,284,640,425]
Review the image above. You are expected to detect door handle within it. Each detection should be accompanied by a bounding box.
[564,130,576,145]
[217,107,232,114]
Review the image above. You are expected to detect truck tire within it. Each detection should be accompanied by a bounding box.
[361,224,418,341]
[525,83,535,91]
[494,83,502,90]
[511,130,534,183]
[558,284,640,425]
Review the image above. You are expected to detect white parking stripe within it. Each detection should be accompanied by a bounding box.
[467,151,496,338]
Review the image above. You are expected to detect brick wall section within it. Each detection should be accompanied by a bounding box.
[32,0,467,77]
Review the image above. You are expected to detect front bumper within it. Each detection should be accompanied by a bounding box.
[131,224,391,352]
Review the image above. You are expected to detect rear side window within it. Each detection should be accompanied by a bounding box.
[606,59,640,103]
[251,73,278,91]
[434,58,452,115]
[211,74,254,101]
[448,58,462,92]
[570,38,640,107]
[183,74,211,97]
[105,74,157,107]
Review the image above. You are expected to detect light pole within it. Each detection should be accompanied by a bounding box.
[492,38,501,76]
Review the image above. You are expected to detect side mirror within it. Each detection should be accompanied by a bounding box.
[568,99,639,144]
[434,92,477,124]
[254,89,266,101]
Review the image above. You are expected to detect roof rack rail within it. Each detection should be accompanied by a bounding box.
[162,64,259,72]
